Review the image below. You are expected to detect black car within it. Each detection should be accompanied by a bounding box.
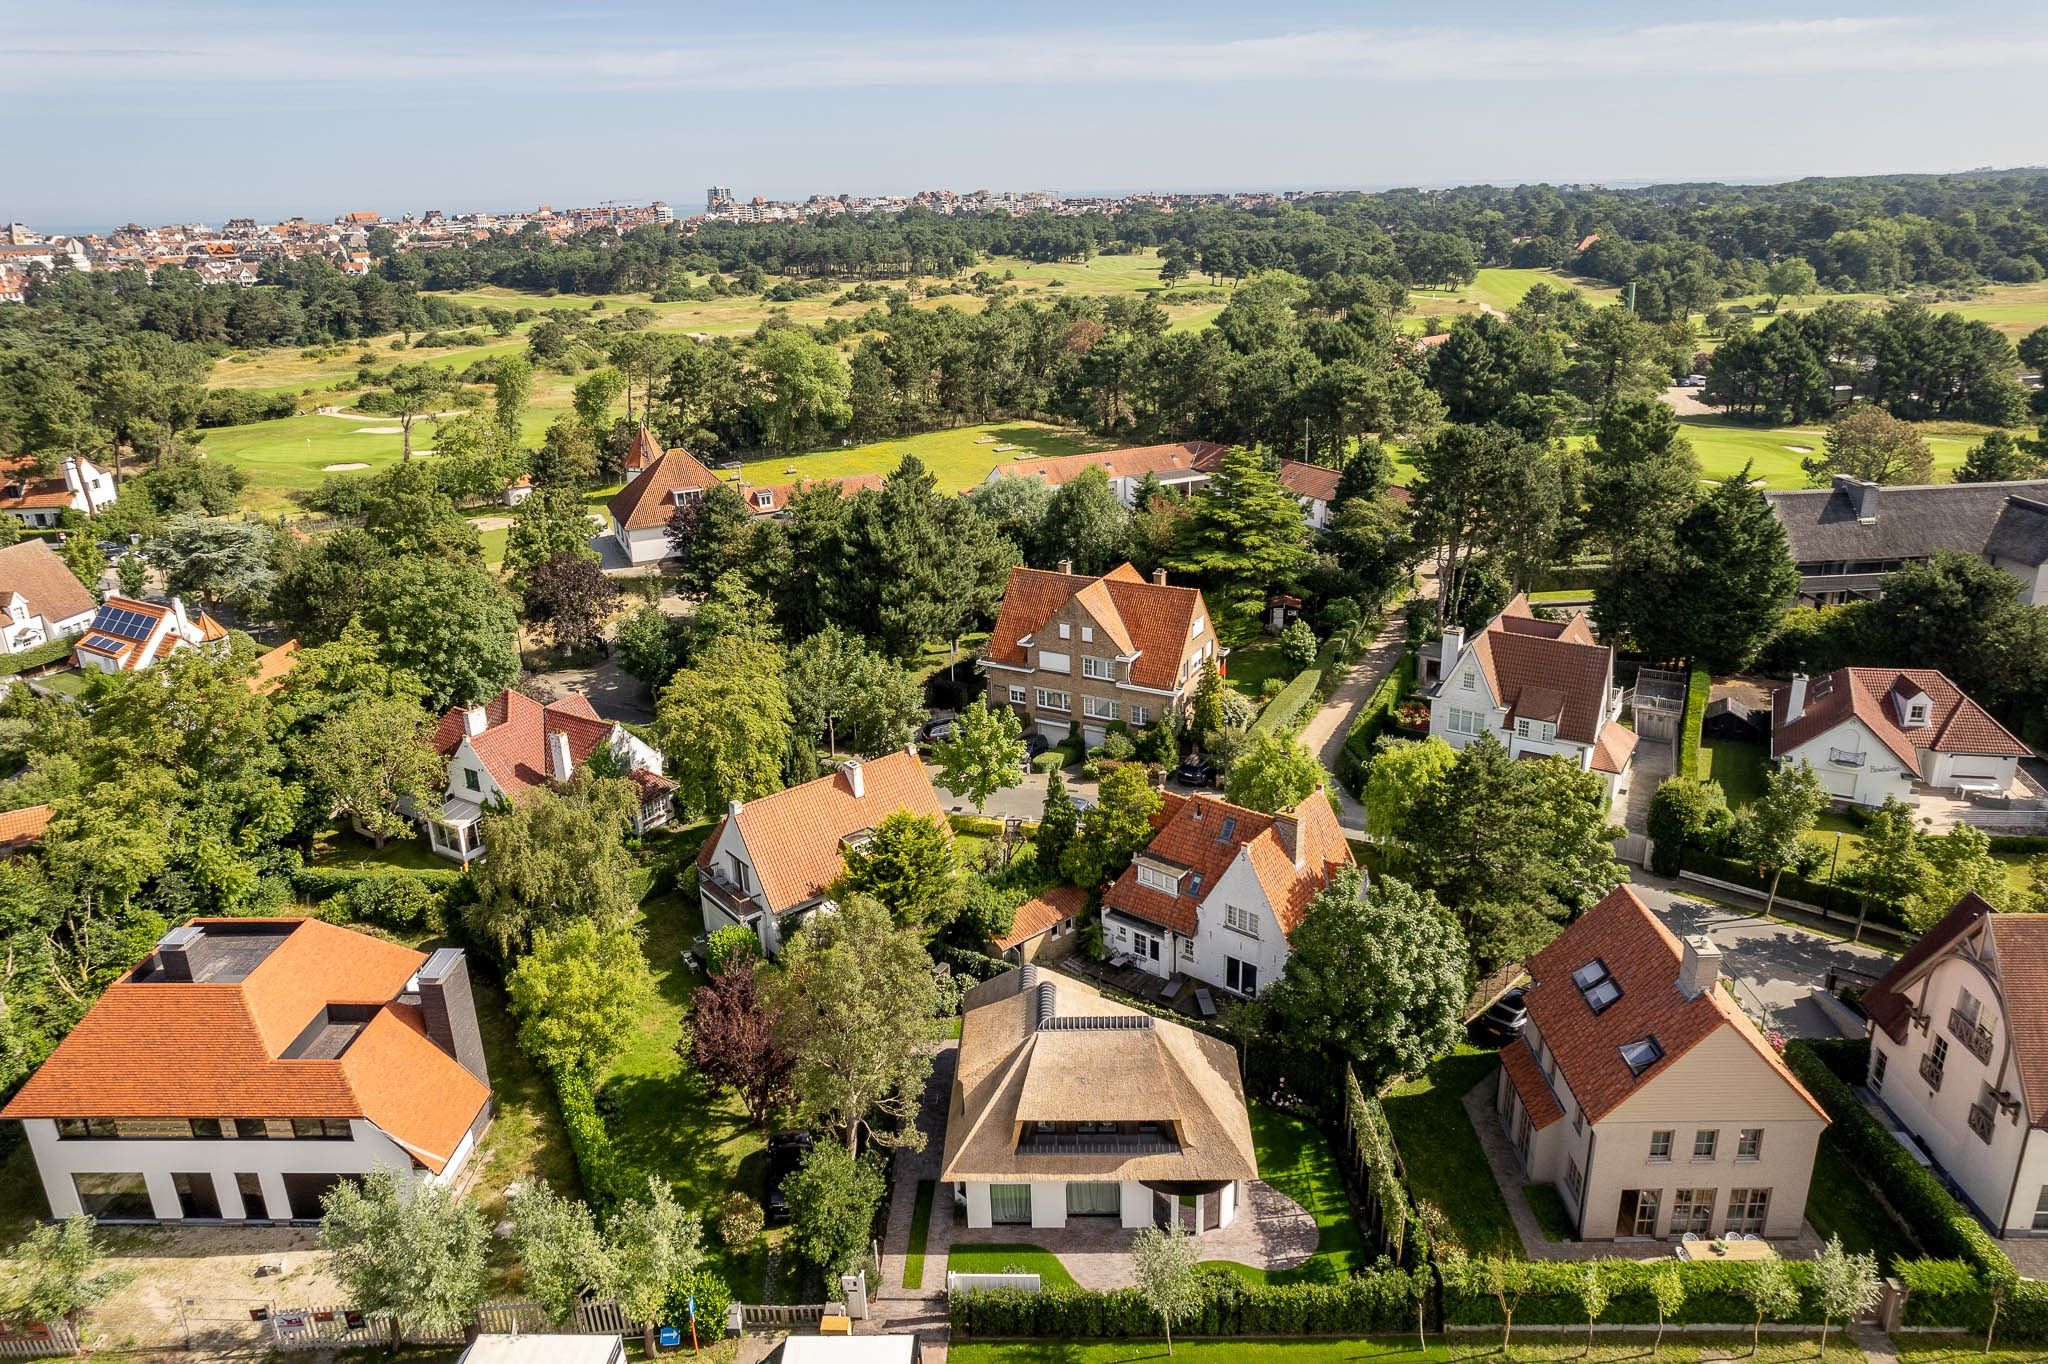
[764,1131,814,1223]
[1022,731,1051,760]
[1473,986,1529,1042]
[1174,755,1215,788]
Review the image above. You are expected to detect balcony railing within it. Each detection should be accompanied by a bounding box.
[1968,1102,1996,1144]
[1828,748,1867,768]
[1016,1132,1180,1156]
[1948,1009,1995,1065]
[1919,1053,1945,1091]
[699,868,762,921]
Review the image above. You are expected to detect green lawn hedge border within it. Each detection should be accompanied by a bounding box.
[1249,668,1322,738]
[951,1268,1423,1340]
[1677,662,1710,780]
[1342,1067,1414,1262]
[1676,846,1907,931]
[0,636,75,677]
[554,1067,634,1215]
[1443,1256,1824,1326]
[1336,651,1415,794]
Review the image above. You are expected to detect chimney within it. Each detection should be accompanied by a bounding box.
[1272,812,1304,869]
[1679,934,1723,1001]
[841,758,865,799]
[1152,567,1168,586]
[62,457,91,514]
[154,924,204,982]
[1439,624,1465,675]
[1057,558,1074,576]
[547,729,573,782]
[170,596,192,638]
[1832,473,1879,523]
[416,948,491,1085]
[728,798,743,817]
[463,705,489,738]
[1785,673,1808,724]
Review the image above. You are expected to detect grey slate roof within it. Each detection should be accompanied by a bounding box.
[1766,478,2048,566]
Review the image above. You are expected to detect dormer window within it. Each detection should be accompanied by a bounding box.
[752,490,774,510]
[1572,959,1622,1013]
[1620,1036,1664,1076]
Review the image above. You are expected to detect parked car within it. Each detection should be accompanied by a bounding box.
[1473,986,1528,1043]
[1022,731,1051,760]
[918,716,956,751]
[1174,755,1216,788]
[765,1131,815,1223]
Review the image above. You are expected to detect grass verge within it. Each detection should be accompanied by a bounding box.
[905,1179,936,1290]
[951,1337,1869,1362]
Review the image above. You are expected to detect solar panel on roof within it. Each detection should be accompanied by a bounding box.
[80,634,126,653]
[89,606,157,641]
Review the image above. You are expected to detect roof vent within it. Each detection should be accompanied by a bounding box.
[1040,1013,1155,1031]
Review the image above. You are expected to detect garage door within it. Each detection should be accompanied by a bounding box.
[1082,724,1107,747]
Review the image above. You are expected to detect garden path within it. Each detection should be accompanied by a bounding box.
[869,1043,957,1360]
[1296,603,1411,835]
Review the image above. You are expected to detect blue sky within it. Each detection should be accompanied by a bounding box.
[5,1,2045,228]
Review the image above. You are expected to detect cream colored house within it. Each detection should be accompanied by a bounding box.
[939,966,1257,1233]
[1771,668,2032,808]
[1862,895,2048,1237]
[1495,886,1829,1241]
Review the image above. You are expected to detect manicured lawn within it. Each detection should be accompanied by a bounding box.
[1458,267,1623,313]
[1224,638,1290,700]
[1211,1101,1365,1284]
[904,1179,937,1289]
[1522,1183,1574,1242]
[952,1339,1866,1363]
[1674,415,1990,489]
[1698,735,1768,806]
[1803,1128,1920,1271]
[947,1242,1081,1291]
[1896,1342,2048,1363]
[309,822,455,873]
[743,421,1104,496]
[1381,1045,1521,1258]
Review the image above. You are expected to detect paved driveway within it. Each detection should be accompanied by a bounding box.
[1631,878,1892,1038]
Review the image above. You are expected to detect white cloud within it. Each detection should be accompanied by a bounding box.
[4,15,2045,93]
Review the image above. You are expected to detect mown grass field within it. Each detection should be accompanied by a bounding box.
[736,420,1108,495]
[1674,415,1991,488]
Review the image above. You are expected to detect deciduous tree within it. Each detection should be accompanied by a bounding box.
[1061,762,1162,889]
[655,636,791,819]
[1222,730,1324,814]
[781,1142,886,1276]
[690,959,794,1130]
[364,557,520,708]
[1808,406,1934,486]
[505,1181,605,1323]
[1130,1222,1203,1356]
[522,552,619,655]
[464,771,641,958]
[297,695,444,848]
[318,1168,488,1346]
[507,919,653,1079]
[0,1216,127,1329]
[929,700,1025,814]
[1743,758,1826,915]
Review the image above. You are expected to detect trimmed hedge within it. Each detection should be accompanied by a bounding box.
[1797,1035,1869,1086]
[952,1269,1422,1340]
[948,813,1011,838]
[1337,652,1415,794]
[933,942,1011,982]
[0,636,75,677]
[1897,1258,1991,1329]
[1675,846,1908,931]
[1988,835,2048,855]
[1249,668,1322,738]
[555,1068,634,1215]
[294,864,463,897]
[1445,1256,1824,1326]
[1677,663,1710,780]
[1343,1067,1412,1261]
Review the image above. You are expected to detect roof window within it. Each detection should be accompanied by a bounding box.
[1573,959,1622,1013]
[1619,1036,1664,1076]
[1218,816,1238,842]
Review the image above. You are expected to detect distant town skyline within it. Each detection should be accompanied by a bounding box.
[8,0,2048,225]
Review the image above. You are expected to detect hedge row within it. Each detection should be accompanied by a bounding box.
[554,1068,635,1216]
[1677,663,1710,781]
[932,941,1012,982]
[1444,1257,1823,1326]
[1344,1067,1412,1260]
[1782,1041,2003,1274]
[1675,846,1910,933]
[1249,668,1322,738]
[952,1269,1423,1340]
[0,636,75,677]
[1988,835,2048,855]
[1337,652,1415,795]
[293,863,464,896]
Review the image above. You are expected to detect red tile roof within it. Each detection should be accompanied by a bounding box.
[1520,886,1826,1126]
[694,750,947,913]
[0,919,489,1172]
[0,803,51,847]
[1771,668,2030,779]
[1278,459,1342,504]
[606,448,722,531]
[1466,594,1614,747]
[984,564,1210,693]
[432,689,648,800]
[0,540,95,623]
[992,885,1088,952]
[1863,894,1991,1045]
[1103,788,1351,939]
[1501,1033,1566,1130]
[623,425,663,474]
[248,640,300,694]
[980,441,1226,493]
[738,472,884,516]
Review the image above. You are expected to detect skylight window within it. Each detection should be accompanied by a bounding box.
[1218,816,1238,842]
[1619,1036,1664,1076]
[1187,872,1205,897]
[1573,959,1622,1013]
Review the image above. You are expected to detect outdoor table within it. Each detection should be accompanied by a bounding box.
[1676,1238,1775,1262]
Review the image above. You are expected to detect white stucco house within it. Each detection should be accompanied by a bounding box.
[975,442,1224,507]
[695,750,945,955]
[1426,593,1638,805]
[604,443,721,566]
[1,918,492,1223]
[1862,895,2048,1237]
[1099,788,1353,999]
[423,689,673,862]
[72,594,226,673]
[0,454,117,529]
[1770,667,2032,808]
[0,539,97,655]
[939,966,1258,1234]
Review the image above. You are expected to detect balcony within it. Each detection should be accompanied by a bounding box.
[1919,1053,1945,1091]
[698,867,763,922]
[1948,1009,1995,1065]
[1968,1102,1996,1144]
[1828,748,1867,768]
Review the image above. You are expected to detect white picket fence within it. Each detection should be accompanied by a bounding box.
[0,1321,79,1359]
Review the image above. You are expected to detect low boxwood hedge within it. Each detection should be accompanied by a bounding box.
[952,1268,1422,1340]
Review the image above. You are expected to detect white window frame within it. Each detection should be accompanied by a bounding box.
[1131,705,1150,727]
[1649,1130,1673,1162]
[1008,685,1026,704]
[1736,1128,1763,1161]
[1057,622,1070,639]
[1082,655,1113,680]
[1446,707,1485,737]
[1035,688,1070,712]
[1081,625,1094,643]
[1224,904,1260,938]
[1083,696,1118,721]
[1693,1129,1719,1161]
[1137,865,1178,894]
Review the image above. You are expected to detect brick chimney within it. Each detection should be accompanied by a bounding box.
[1271,811,1305,869]
[1152,567,1168,586]
[1678,934,1723,1001]
[547,729,573,782]
[1057,558,1074,576]
[416,948,490,1085]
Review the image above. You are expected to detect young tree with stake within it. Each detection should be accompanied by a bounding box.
[1129,1221,1203,1356]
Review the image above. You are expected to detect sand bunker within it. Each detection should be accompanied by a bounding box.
[1784,444,1814,453]
[355,425,402,435]
[322,462,371,472]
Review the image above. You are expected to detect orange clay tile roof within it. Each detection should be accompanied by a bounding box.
[1102,788,1351,939]
[738,472,884,516]
[1771,667,2030,779]
[431,689,645,800]
[624,425,663,473]
[1863,893,1991,1045]
[606,447,722,531]
[0,539,96,623]
[1591,721,1638,775]
[0,803,51,846]
[0,919,489,1171]
[1521,886,1827,1127]
[980,441,1226,493]
[1466,593,1614,747]
[1278,459,1342,504]
[984,563,1210,692]
[695,750,946,913]
[1500,1032,1566,1130]
[992,885,1088,952]
[248,640,300,694]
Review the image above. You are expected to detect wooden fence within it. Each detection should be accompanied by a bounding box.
[271,1299,640,1350]
[0,1321,79,1359]
[738,1303,829,1329]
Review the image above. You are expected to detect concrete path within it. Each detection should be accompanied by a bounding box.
[869,1045,956,1359]
[1850,1323,1900,1363]
[1295,604,1412,834]
[1621,733,1674,836]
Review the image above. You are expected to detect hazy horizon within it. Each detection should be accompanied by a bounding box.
[8,0,2047,226]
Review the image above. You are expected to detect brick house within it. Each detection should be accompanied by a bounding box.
[981,563,1220,748]
[1,919,493,1223]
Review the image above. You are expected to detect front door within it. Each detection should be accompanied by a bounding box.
[172,1172,222,1220]
[1618,1189,1660,1238]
